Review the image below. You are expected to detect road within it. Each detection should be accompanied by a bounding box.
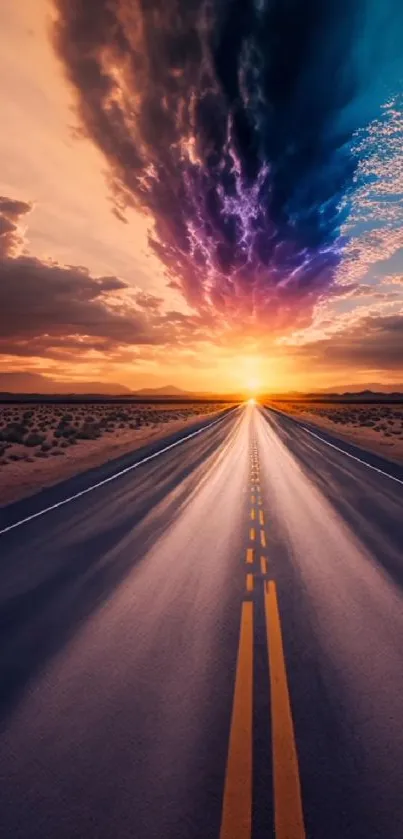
[0,402,402,839]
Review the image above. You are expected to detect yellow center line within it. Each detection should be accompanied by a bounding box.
[260,529,267,548]
[246,548,254,564]
[219,601,253,839]
[250,527,256,541]
[246,573,254,592]
[260,557,267,574]
[250,508,256,520]
[264,582,306,839]
[259,510,265,526]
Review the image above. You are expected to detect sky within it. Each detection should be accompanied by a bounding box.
[0,0,402,394]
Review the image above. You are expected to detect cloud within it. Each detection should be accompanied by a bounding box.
[293,312,403,370]
[52,0,403,330]
[0,197,32,220]
[0,194,211,360]
[0,195,32,256]
[383,275,403,285]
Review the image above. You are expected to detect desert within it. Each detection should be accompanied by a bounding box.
[269,400,403,465]
[0,400,228,505]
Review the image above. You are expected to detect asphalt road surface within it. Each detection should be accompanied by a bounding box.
[0,403,402,839]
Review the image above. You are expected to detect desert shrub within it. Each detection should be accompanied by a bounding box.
[61,427,77,438]
[24,432,45,447]
[76,426,100,440]
[1,427,26,444]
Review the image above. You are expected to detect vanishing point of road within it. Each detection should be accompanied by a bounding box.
[0,402,402,839]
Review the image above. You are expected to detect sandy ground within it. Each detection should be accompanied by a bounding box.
[0,409,224,506]
[270,402,403,467]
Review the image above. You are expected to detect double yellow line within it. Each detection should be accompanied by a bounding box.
[220,438,305,839]
[220,583,305,839]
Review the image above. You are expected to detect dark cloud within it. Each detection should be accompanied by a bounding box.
[0,215,16,239]
[0,196,209,359]
[0,255,150,350]
[52,0,400,326]
[0,196,32,256]
[0,197,32,220]
[295,313,403,370]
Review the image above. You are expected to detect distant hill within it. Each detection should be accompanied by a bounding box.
[0,372,132,395]
[268,388,403,403]
[317,383,403,394]
[134,385,192,397]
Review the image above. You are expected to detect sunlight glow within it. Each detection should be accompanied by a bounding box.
[246,377,260,394]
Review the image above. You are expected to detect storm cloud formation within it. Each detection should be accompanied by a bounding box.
[53,0,402,330]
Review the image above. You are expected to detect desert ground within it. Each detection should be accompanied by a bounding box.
[0,401,229,505]
[269,401,403,465]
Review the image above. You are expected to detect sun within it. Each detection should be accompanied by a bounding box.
[246,377,260,393]
[244,376,261,401]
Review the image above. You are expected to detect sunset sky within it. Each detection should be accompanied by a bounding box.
[0,0,402,394]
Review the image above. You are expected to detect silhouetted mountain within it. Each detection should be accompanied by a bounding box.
[317,383,403,394]
[0,372,132,395]
[134,385,191,396]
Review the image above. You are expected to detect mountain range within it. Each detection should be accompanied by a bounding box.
[0,372,402,397]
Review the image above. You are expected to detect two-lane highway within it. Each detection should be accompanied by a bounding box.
[0,403,402,838]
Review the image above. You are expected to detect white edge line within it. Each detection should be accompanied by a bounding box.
[303,426,403,486]
[266,408,403,488]
[0,410,236,536]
